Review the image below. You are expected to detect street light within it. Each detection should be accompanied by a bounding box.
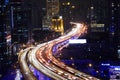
[88,63,93,67]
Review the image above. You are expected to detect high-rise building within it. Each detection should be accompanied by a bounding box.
[88,0,109,33]
[108,0,120,58]
[43,0,59,29]
[42,0,64,35]
[0,0,8,77]
[60,2,72,31]
[30,0,43,28]
[91,0,108,24]
[10,0,30,44]
[87,0,120,55]
[88,0,120,43]
[46,0,59,18]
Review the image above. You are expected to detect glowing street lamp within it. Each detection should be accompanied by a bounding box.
[88,63,93,67]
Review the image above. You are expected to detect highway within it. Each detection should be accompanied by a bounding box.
[18,22,100,80]
[18,47,37,80]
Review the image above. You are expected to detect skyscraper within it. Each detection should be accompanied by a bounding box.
[46,0,59,18]
[88,0,109,30]
[42,0,64,35]
[43,0,59,29]
[30,0,43,28]
[91,0,109,24]
[10,0,30,44]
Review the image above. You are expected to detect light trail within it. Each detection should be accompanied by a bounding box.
[18,22,100,80]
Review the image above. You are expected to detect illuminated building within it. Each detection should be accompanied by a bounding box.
[108,0,120,59]
[51,16,64,35]
[0,0,8,77]
[88,0,120,42]
[10,0,30,44]
[46,0,59,18]
[91,0,108,24]
[87,0,120,56]
[43,0,64,35]
[108,0,120,46]
[87,0,109,42]
[88,0,109,32]
[43,0,59,29]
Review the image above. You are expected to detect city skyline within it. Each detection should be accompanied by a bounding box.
[0,0,120,80]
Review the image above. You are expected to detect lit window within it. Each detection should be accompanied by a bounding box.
[112,17,114,19]
[112,3,114,7]
[67,2,70,5]
[3,5,6,8]
[72,6,75,9]
[90,6,94,10]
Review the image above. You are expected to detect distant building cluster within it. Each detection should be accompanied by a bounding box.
[86,0,120,47]
[0,0,43,77]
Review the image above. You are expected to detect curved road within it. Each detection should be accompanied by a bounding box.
[18,22,100,80]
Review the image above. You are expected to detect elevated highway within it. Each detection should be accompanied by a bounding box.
[18,22,100,80]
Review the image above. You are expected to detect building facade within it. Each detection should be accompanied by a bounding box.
[42,0,64,35]
[43,0,59,29]
[10,0,30,44]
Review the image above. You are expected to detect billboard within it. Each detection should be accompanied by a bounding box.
[69,39,87,44]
